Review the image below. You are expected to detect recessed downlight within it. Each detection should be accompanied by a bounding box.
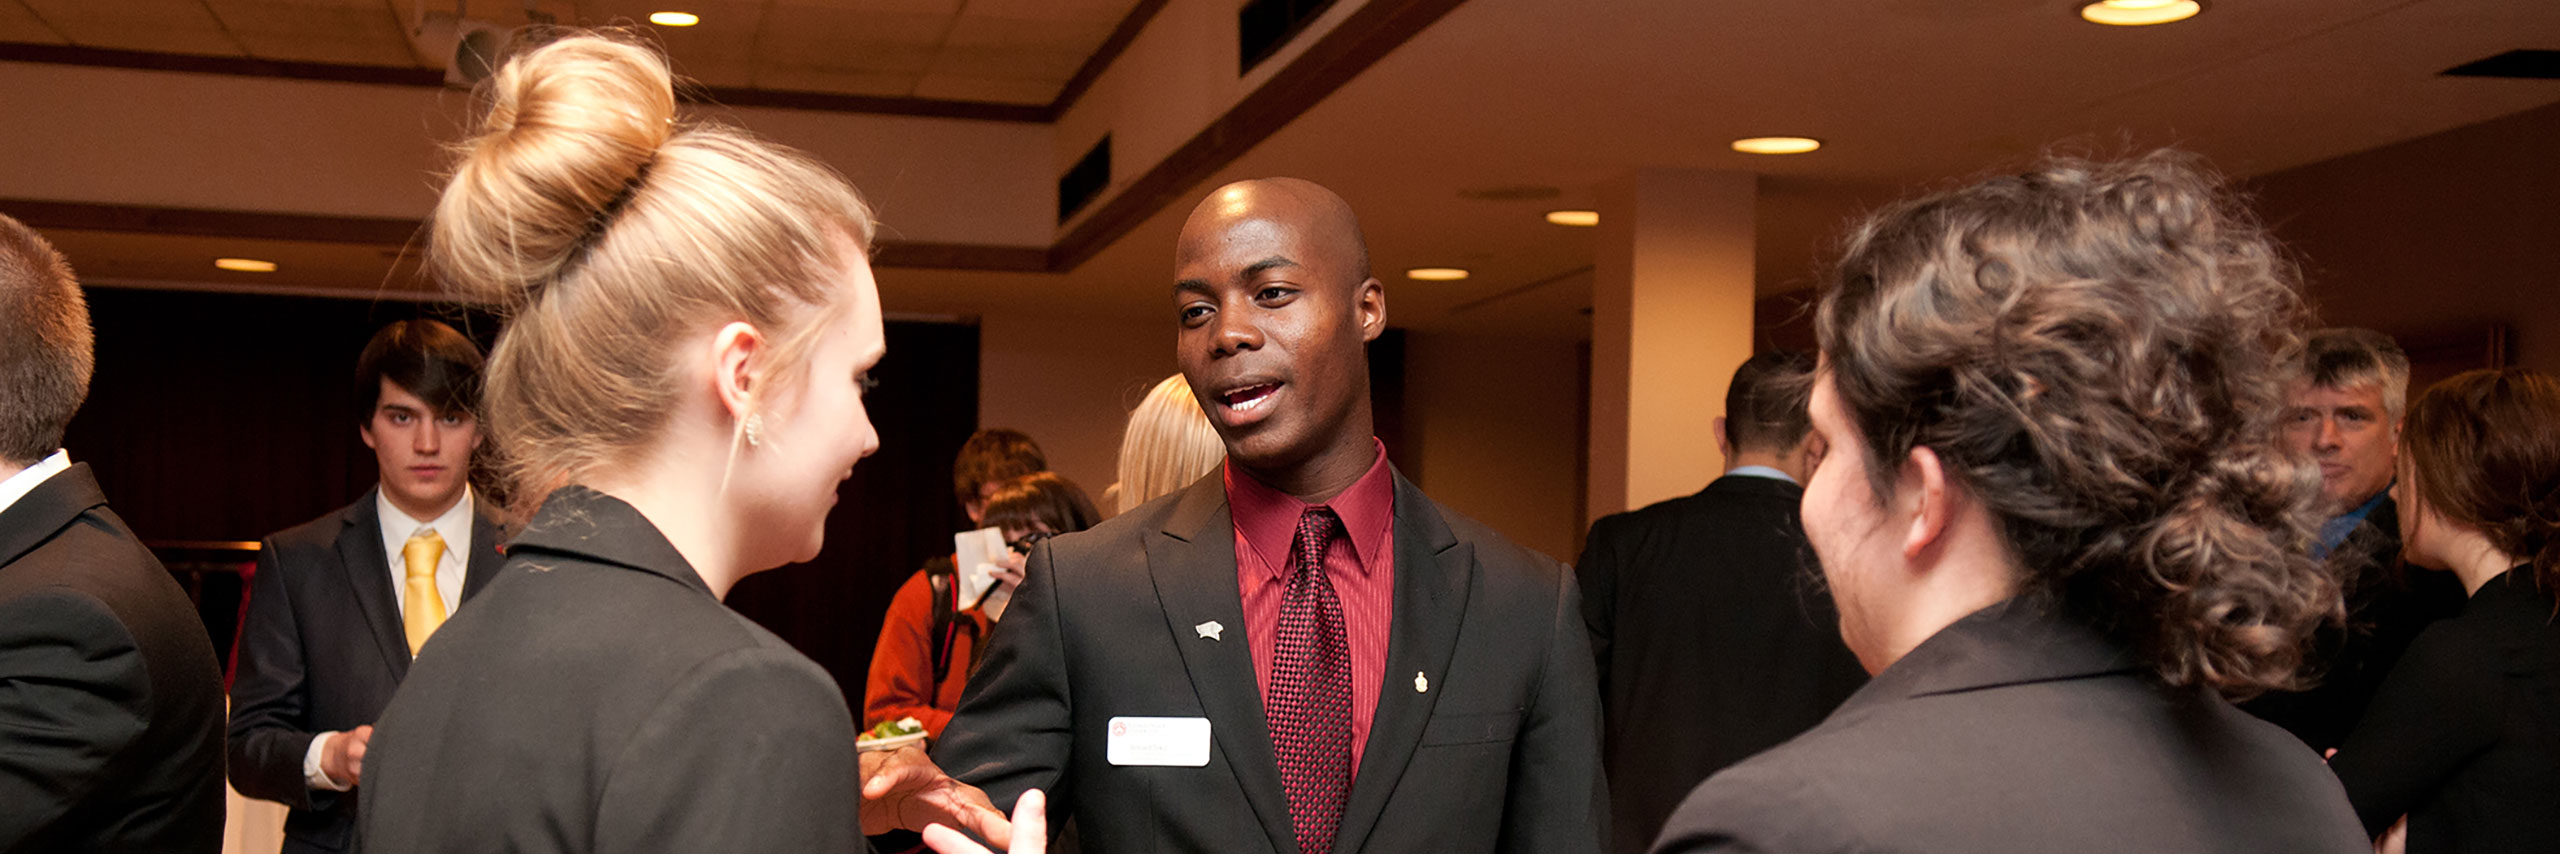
[1406,267,1469,281]
[1731,136,1822,155]
[648,11,701,26]
[1544,210,1600,227]
[2080,0,2201,26]
[214,257,277,272]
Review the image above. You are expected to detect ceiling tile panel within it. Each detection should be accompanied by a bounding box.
[21,0,243,55]
[933,14,1111,80]
[958,0,1141,25]
[205,1,417,66]
[751,66,919,97]
[0,2,69,44]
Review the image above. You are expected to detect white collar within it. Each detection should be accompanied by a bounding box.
[0,450,72,518]
[1725,464,1797,485]
[376,485,475,559]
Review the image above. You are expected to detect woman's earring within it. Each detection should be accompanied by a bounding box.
[743,412,764,448]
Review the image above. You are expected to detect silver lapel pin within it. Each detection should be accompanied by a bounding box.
[1195,620,1224,641]
[1414,671,1429,693]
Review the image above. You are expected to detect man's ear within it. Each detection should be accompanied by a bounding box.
[359,420,378,451]
[1357,277,1387,342]
[1712,417,1733,463]
[1901,445,1954,561]
[710,321,764,422]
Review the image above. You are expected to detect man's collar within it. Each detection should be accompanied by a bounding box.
[1724,464,1797,484]
[0,450,72,520]
[1225,438,1395,579]
[377,486,474,540]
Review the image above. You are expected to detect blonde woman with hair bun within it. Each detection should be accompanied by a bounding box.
[1114,373,1226,514]
[355,32,1028,854]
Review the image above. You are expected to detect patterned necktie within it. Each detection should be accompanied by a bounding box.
[1271,506,1352,854]
[401,529,448,655]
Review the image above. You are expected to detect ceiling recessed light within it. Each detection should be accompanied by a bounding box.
[214,257,277,272]
[648,11,701,27]
[1406,267,1469,281]
[2080,0,2201,26]
[1731,136,1822,155]
[1544,210,1600,227]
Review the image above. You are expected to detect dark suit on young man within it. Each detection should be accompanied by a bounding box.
[0,462,225,853]
[1576,472,1867,854]
[1653,598,2370,854]
[227,490,504,853]
[934,467,1609,854]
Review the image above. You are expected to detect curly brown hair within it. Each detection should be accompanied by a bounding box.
[1818,150,2336,698]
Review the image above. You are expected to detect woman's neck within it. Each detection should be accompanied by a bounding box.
[2435,526,2521,596]
[587,446,748,600]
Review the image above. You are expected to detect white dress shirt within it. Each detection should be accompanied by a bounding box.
[305,486,476,791]
[0,449,71,518]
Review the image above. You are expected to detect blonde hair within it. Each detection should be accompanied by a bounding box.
[1116,375,1225,514]
[429,32,875,507]
[1819,150,2334,699]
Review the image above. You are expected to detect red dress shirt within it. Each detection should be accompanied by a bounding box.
[1227,440,1396,770]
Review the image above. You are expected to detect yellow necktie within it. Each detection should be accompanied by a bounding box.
[402,530,448,655]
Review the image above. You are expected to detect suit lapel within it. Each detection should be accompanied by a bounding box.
[459,505,506,603]
[0,464,105,569]
[1144,477,1297,854]
[1332,472,1473,854]
[337,493,412,680]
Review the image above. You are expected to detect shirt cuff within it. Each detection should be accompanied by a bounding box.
[304,731,351,791]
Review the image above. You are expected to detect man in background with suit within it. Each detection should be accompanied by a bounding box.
[2244,327,2465,751]
[1575,351,1866,854]
[228,319,507,853]
[0,213,226,851]
[934,177,1606,853]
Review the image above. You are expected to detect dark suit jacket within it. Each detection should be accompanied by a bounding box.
[934,470,1608,854]
[1653,598,2369,854]
[1576,474,1866,854]
[358,486,861,854]
[2245,495,2469,752]
[227,489,505,853]
[0,463,224,853]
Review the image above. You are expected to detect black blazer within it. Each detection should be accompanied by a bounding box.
[934,470,1608,854]
[0,464,224,853]
[1654,598,2369,854]
[1576,474,1865,854]
[358,486,861,854]
[2245,495,2469,752]
[227,489,504,853]
[2331,567,2560,852]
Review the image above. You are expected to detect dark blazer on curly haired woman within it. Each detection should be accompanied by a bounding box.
[1653,599,2370,854]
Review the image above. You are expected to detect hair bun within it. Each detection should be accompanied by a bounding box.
[430,34,677,306]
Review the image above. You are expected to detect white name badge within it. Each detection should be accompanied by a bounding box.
[1106,716,1212,767]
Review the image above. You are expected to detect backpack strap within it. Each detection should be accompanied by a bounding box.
[923,556,959,694]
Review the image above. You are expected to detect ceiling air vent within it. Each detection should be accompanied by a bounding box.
[1240,0,1340,74]
[1059,136,1111,224]
[2440,49,2560,80]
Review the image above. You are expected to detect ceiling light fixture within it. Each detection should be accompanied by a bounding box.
[2079,0,2201,26]
[214,258,277,272]
[1731,136,1822,155]
[1406,267,1469,281]
[648,11,701,27]
[1544,210,1600,227]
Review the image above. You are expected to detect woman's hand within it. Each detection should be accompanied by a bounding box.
[2375,815,2407,854]
[924,789,1046,854]
[989,549,1028,593]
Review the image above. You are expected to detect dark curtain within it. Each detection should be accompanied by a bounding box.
[725,321,980,714]
[65,287,982,711]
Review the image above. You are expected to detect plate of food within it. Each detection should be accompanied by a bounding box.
[857,716,928,752]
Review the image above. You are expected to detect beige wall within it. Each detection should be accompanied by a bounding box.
[2254,100,2560,375]
[976,310,1179,510]
[1403,331,1586,562]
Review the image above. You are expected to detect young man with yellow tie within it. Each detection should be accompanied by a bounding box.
[228,319,507,854]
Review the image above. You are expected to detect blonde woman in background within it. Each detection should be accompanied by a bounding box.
[350,33,1023,853]
[1112,374,1226,514]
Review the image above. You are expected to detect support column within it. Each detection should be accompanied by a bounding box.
[1587,168,1757,523]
